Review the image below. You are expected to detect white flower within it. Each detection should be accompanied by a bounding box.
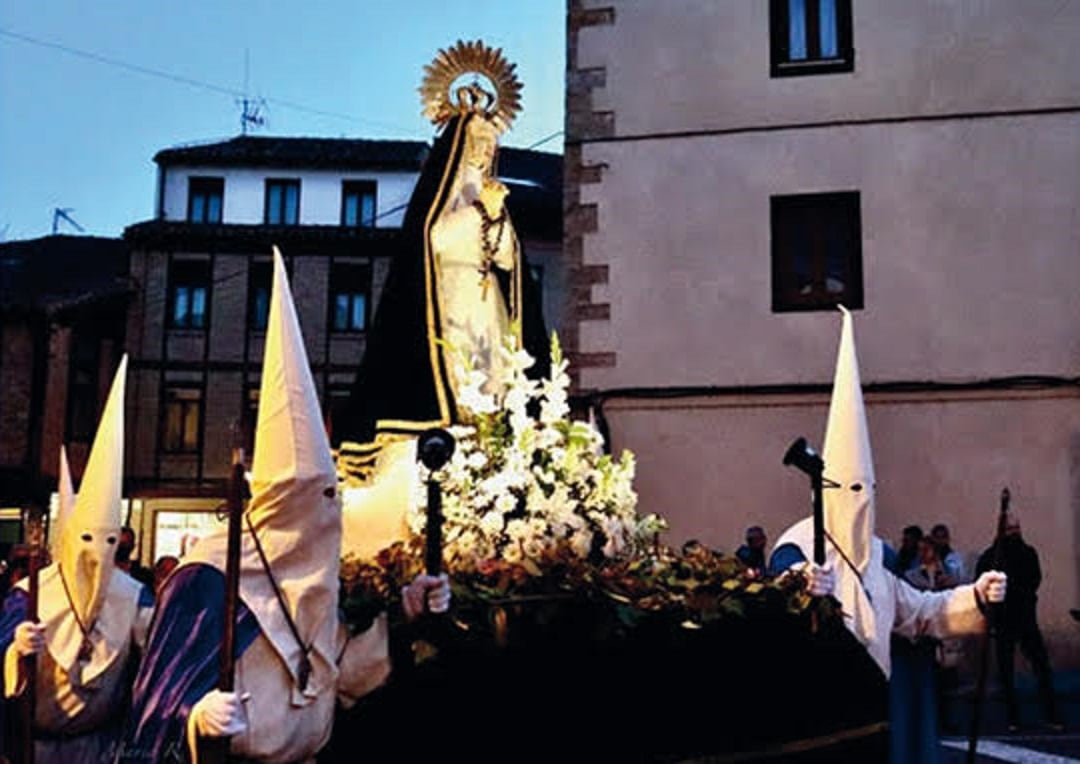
[569,530,593,558]
[494,492,517,516]
[503,542,523,563]
[480,511,504,535]
[522,537,545,560]
[456,366,499,416]
[498,343,536,378]
[601,516,626,559]
[505,519,529,542]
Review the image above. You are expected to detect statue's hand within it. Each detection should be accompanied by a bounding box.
[478,179,509,219]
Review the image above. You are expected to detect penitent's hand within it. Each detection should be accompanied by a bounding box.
[192,689,249,738]
[793,561,835,598]
[402,573,451,621]
[13,622,45,658]
[974,570,1007,605]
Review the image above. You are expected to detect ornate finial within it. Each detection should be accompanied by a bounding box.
[420,39,522,133]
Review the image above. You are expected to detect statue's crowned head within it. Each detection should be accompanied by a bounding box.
[420,39,522,139]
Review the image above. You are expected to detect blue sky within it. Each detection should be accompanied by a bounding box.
[0,1,565,239]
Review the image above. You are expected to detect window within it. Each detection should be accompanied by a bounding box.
[161,386,202,454]
[770,0,853,77]
[771,191,862,312]
[342,181,377,227]
[66,336,100,442]
[187,177,224,223]
[248,261,272,331]
[325,386,352,442]
[168,259,211,330]
[265,179,300,225]
[329,262,370,332]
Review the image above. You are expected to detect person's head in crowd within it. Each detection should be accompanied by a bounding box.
[1002,511,1023,542]
[116,526,137,570]
[8,546,31,583]
[745,526,767,553]
[930,523,953,554]
[900,525,923,553]
[917,536,941,569]
[153,555,179,593]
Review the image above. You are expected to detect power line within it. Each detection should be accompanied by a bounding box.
[0,27,422,135]
[524,130,564,151]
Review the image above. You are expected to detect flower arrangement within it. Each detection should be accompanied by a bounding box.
[406,333,664,578]
[339,334,834,639]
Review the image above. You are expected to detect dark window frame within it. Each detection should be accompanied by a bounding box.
[247,260,273,332]
[167,258,211,331]
[328,261,371,334]
[264,178,301,225]
[160,385,204,454]
[770,190,863,313]
[769,0,854,78]
[324,384,352,443]
[65,334,101,443]
[187,177,224,223]
[341,180,377,228]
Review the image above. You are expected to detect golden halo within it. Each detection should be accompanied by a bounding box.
[420,39,522,132]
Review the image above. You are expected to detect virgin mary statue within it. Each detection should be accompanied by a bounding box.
[335,42,548,558]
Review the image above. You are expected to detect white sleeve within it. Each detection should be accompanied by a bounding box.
[133,604,154,651]
[892,578,986,642]
[335,614,391,710]
[3,642,27,698]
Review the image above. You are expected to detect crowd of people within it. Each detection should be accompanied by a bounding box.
[0,529,177,606]
[734,516,1063,739]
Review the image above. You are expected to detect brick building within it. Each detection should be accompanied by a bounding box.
[0,235,129,547]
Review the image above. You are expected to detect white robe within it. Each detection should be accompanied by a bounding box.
[774,519,987,677]
[3,565,152,763]
[184,615,390,763]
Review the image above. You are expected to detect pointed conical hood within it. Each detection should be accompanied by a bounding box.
[249,248,337,495]
[185,248,342,701]
[822,307,875,576]
[60,355,127,629]
[51,445,76,556]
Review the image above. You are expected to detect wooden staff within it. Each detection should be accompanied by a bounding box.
[966,486,1010,764]
[17,510,45,764]
[417,429,455,580]
[199,447,246,763]
[424,477,444,578]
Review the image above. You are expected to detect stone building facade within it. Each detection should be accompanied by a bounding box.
[565,0,1080,664]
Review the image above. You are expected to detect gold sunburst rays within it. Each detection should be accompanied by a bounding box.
[420,39,523,133]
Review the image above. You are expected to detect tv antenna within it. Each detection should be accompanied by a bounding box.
[237,49,267,135]
[52,208,85,235]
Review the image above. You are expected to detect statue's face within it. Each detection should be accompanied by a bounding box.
[465,118,498,173]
